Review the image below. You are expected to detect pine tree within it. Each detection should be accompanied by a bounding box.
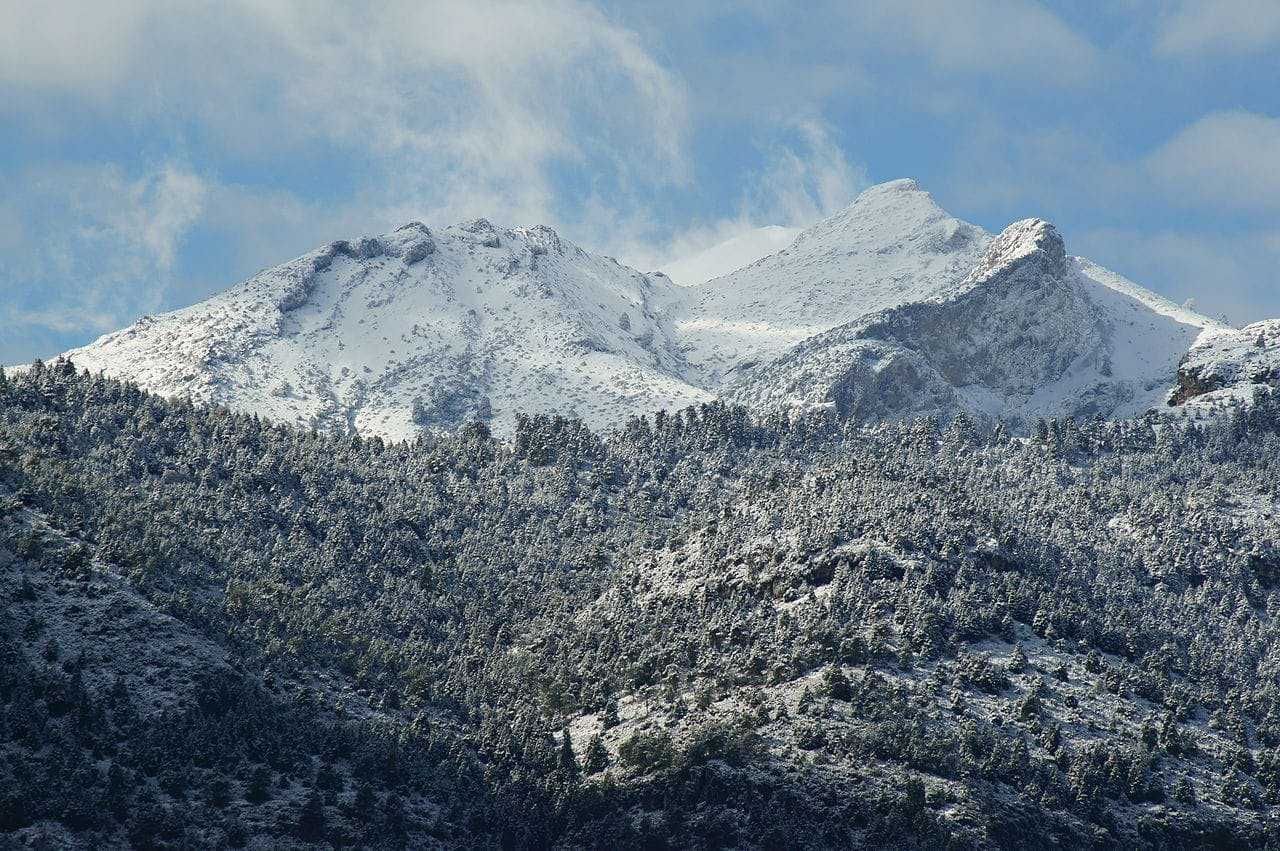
[584,734,610,774]
[821,666,852,701]
[558,728,579,781]
[601,699,619,730]
[295,788,327,840]
[1007,643,1029,674]
[245,765,272,804]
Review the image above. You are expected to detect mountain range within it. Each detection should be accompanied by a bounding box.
[56,179,1280,438]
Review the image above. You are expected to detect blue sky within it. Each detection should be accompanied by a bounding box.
[2,0,1278,363]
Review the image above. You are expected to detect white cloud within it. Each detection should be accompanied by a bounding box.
[749,121,867,227]
[1154,0,1280,57]
[1079,227,1280,324]
[0,1,149,97]
[941,119,1139,222]
[107,165,208,273]
[0,0,690,229]
[635,120,866,273]
[1145,111,1280,211]
[0,162,207,340]
[844,0,1100,85]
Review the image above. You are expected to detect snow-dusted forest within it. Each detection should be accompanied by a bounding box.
[2,359,1279,848]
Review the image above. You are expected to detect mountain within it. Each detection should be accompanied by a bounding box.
[658,224,802,286]
[726,217,1225,428]
[56,180,1274,439]
[5,364,1280,848]
[61,220,709,439]
[674,179,990,387]
[1171,319,1280,410]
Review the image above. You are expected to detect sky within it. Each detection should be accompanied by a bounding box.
[2,0,1278,363]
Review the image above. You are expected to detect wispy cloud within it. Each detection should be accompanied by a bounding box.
[639,120,866,272]
[1078,226,1280,326]
[1145,110,1280,212]
[844,1,1100,85]
[0,162,207,333]
[0,0,693,357]
[0,0,689,229]
[1154,0,1280,57]
[749,121,868,227]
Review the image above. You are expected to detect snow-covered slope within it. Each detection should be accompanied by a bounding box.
[62,220,709,439]
[53,179,1271,439]
[673,179,989,387]
[1170,320,1280,410]
[725,218,1225,428]
[721,217,1228,424]
[658,225,802,286]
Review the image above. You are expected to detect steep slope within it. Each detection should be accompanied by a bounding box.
[658,224,802,286]
[727,219,1223,428]
[673,179,990,387]
[62,221,709,439]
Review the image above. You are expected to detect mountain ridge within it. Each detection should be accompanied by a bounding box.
[49,179,1274,438]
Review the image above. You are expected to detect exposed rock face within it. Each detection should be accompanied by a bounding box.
[857,220,1096,392]
[726,218,1217,429]
[1170,320,1280,407]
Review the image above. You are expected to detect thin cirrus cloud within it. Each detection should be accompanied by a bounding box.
[0,161,208,363]
[0,0,690,223]
[1154,0,1280,57]
[635,119,869,274]
[1078,226,1280,325]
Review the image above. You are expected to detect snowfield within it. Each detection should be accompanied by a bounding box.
[659,224,803,287]
[53,180,1275,439]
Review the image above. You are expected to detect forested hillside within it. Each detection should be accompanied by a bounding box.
[3,358,1280,849]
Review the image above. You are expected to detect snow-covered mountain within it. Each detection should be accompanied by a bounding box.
[659,224,802,286]
[61,220,710,438]
[675,180,989,388]
[1171,320,1280,411]
[55,179,1275,439]
[726,216,1228,428]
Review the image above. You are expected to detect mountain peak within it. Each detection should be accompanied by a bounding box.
[967,218,1066,285]
[868,177,922,193]
[793,178,962,254]
[841,177,934,211]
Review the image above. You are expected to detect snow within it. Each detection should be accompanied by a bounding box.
[672,179,989,387]
[59,222,711,440]
[1169,319,1280,410]
[658,225,802,287]
[723,217,1231,429]
[46,179,1276,440]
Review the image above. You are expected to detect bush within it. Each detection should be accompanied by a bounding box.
[955,654,1010,695]
[618,730,674,773]
[681,720,764,768]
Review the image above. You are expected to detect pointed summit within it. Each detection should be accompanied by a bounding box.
[678,179,991,386]
[797,178,962,250]
[966,218,1067,285]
